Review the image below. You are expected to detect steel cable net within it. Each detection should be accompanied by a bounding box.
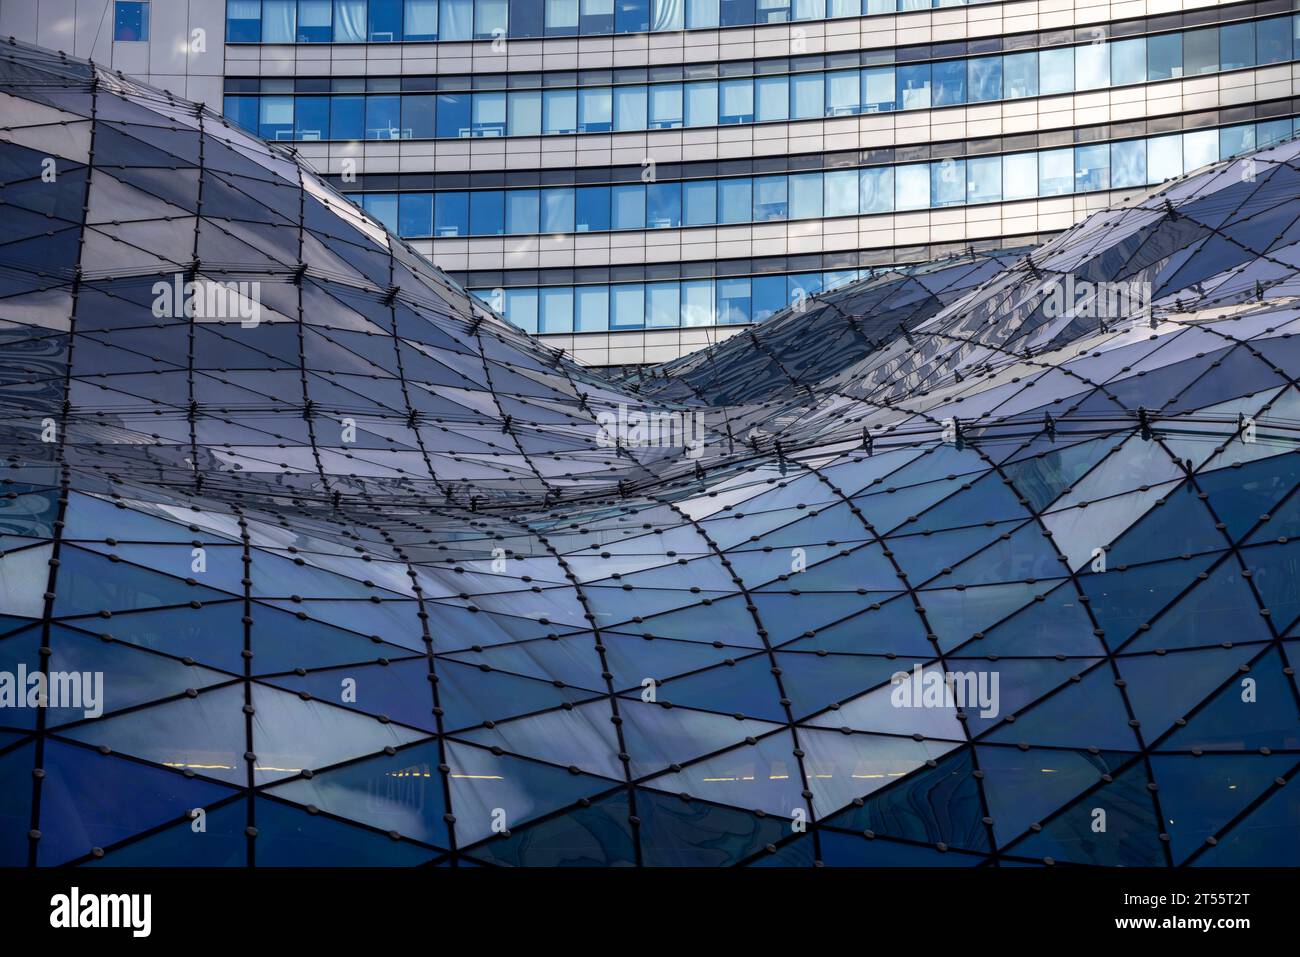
[0,39,1295,867]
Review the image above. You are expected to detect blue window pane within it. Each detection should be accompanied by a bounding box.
[298,0,332,41]
[476,0,509,37]
[434,192,469,236]
[472,91,507,136]
[862,66,894,112]
[1004,51,1038,98]
[403,94,437,138]
[720,0,754,26]
[224,95,259,134]
[1148,32,1182,81]
[717,178,752,224]
[896,163,930,209]
[649,84,684,128]
[610,283,645,329]
[579,88,613,132]
[967,155,1001,204]
[716,277,750,325]
[1220,22,1255,71]
[789,172,823,220]
[511,0,544,35]
[294,96,330,140]
[685,81,718,127]
[441,0,473,38]
[1257,17,1290,65]
[1074,42,1109,91]
[646,283,680,328]
[366,95,402,140]
[646,182,682,228]
[1003,152,1037,200]
[539,287,574,333]
[543,90,577,134]
[616,0,651,32]
[1039,47,1073,95]
[227,0,262,41]
[330,95,365,139]
[399,193,434,237]
[506,190,540,233]
[508,90,541,135]
[755,75,789,121]
[1075,143,1109,191]
[683,180,717,226]
[611,184,646,230]
[1183,128,1218,171]
[758,0,790,22]
[681,279,714,326]
[576,285,609,331]
[581,0,616,34]
[334,0,367,41]
[1038,147,1074,196]
[362,193,399,233]
[1257,118,1292,146]
[931,158,965,207]
[753,175,788,221]
[470,191,505,235]
[546,0,579,34]
[825,70,859,116]
[436,93,470,137]
[114,1,149,41]
[540,188,576,233]
[259,95,295,141]
[791,72,824,119]
[897,63,931,109]
[1184,28,1218,76]
[576,186,611,232]
[932,60,966,106]
[752,275,786,323]
[719,79,754,123]
[822,168,856,217]
[264,0,297,41]
[1111,37,1146,85]
[967,57,1001,102]
[1219,124,1254,159]
[503,288,538,333]
[859,166,891,213]
[614,86,648,131]
[404,0,438,38]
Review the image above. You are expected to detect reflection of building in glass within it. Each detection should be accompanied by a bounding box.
[0,39,1297,868]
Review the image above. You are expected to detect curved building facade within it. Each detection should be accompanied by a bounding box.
[7,0,1300,365]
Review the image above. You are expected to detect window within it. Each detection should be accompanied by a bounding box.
[895,163,930,210]
[363,193,399,233]
[719,78,754,123]
[790,72,824,119]
[259,95,295,140]
[932,60,965,106]
[681,280,714,326]
[576,186,611,232]
[581,0,616,33]
[1038,147,1073,196]
[616,0,651,32]
[114,2,149,41]
[435,92,470,137]
[1111,37,1145,86]
[403,93,437,138]
[1257,16,1290,65]
[610,283,646,328]
[506,190,540,233]
[718,178,753,223]
[441,0,473,38]
[1183,129,1218,171]
[716,278,750,325]
[298,0,333,41]
[755,75,789,121]
[546,0,580,33]
[967,57,1001,102]
[399,193,433,236]
[1039,46,1073,95]
[858,167,890,214]
[751,275,786,323]
[1183,28,1218,76]
[647,283,680,328]
[539,288,574,333]
[789,172,822,220]
[1110,139,1146,188]
[652,0,685,30]
[897,64,931,109]
[614,86,648,131]
[472,92,507,136]
[611,184,646,229]
[330,94,365,139]
[1148,32,1182,80]
[825,168,859,216]
[227,0,262,41]
[1219,22,1254,71]
[508,90,542,136]
[365,94,401,139]
[576,286,610,331]
[543,89,577,134]
[683,180,717,225]
[294,96,330,139]
[932,158,964,207]
[862,67,894,112]
[470,191,505,235]
[1074,42,1109,91]
[404,0,439,38]
[752,176,788,221]
[687,0,720,28]
[825,70,859,115]
[646,182,682,227]
[1003,51,1038,98]
[649,84,684,128]
[1219,123,1253,159]
[1147,134,1182,182]
[966,156,1001,204]
[685,81,718,127]
[1003,152,1037,200]
[579,87,613,131]
[540,188,576,233]
[370,0,403,40]
[334,0,367,41]
[1074,143,1109,191]
[504,288,538,333]
[476,0,509,36]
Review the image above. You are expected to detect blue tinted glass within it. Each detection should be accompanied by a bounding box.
[717,277,750,324]
[1148,32,1182,80]
[683,180,717,226]
[897,63,931,108]
[752,275,786,322]
[404,0,439,38]
[718,178,752,223]
[227,0,262,41]
[506,190,540,233]
[1220,22,1254,71]
[576,186,611,232]
[617,0,651,32]
[1004,51,1038,97]
[370,0,403,38]
[932,59,966,106]
[434,192,469,236]
[224,95,259,133]
[365,94,401,140]
[330,94,365,139]
[610,283,645,328]
[436,92,470,137]
[611,184,646,229]
[398,192,433,237]
[541,188,576,233]
[967,56,1001,102]
[646,182,682,228]
[114,1,149,40]
[403,93,436,138]
[470,190,505,234]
